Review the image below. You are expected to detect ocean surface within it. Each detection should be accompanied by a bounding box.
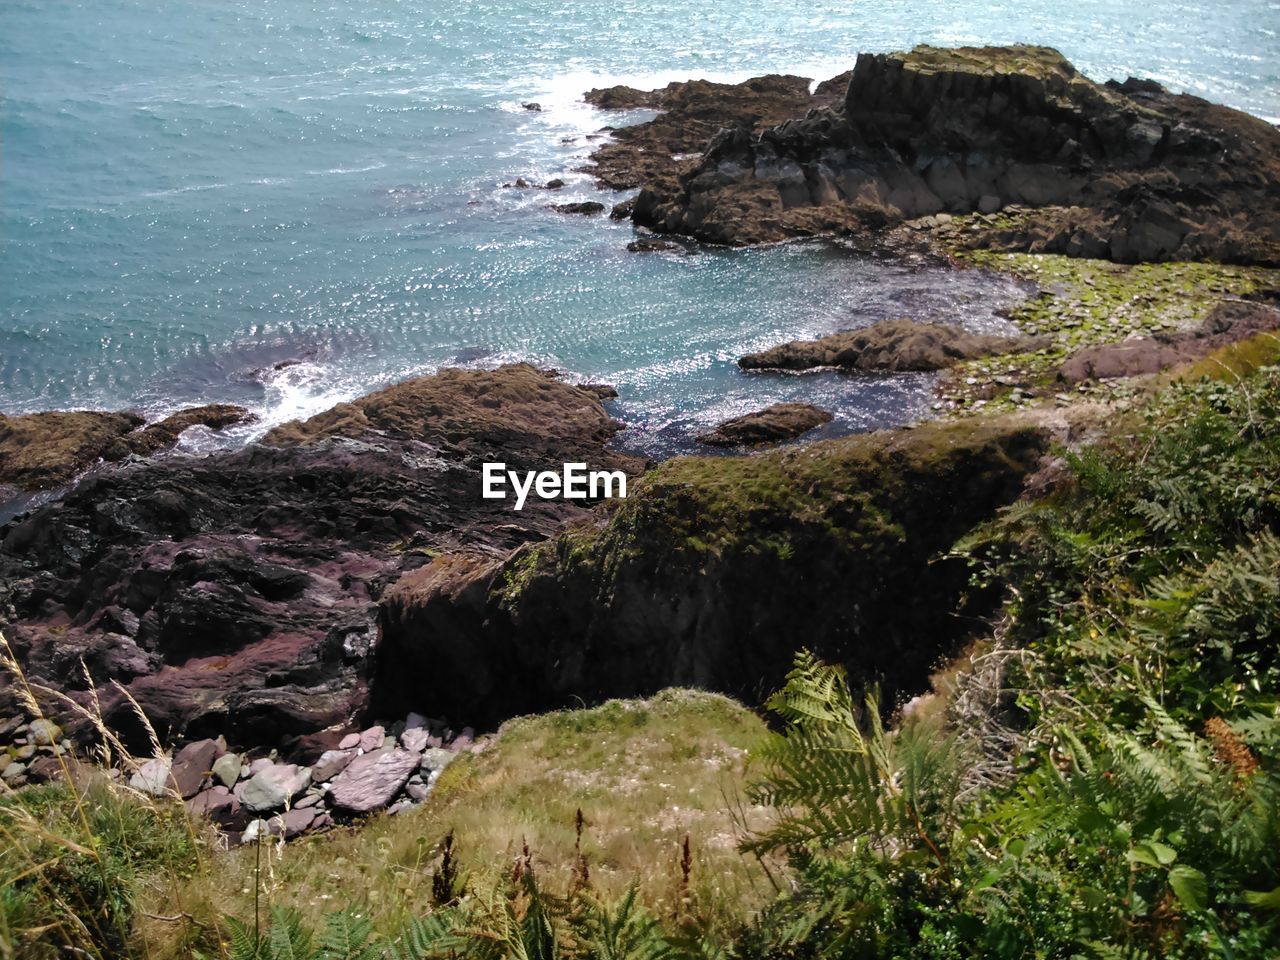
[3,0,1278,457]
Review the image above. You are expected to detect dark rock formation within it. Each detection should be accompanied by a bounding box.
[0,404,252,492]
[581,74,847,195]
[0,365,639,752]
[627,237,687,254]
[1058,299,1280,382]
[739,319,1048,372]
[549,201,606,215]
[375,416,1049,726]
[696,403,833,446]
[619,45,1279,263]
[584,85,664,111]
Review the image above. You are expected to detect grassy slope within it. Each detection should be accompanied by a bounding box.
[134,690,773,954]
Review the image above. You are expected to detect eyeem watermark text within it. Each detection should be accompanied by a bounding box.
[482,462,627,511]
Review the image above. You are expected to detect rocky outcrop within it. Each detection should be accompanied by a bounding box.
[696,403,833,447]
[549,201,606,216]
[0,404,252,492]
[375,416,1049,726]
[581,74,847,196]
[1057,299,1280,382]
[621,45,1280,263]
[739,319,1048,372]
[0,365,639,752]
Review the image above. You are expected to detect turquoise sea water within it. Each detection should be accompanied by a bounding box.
[3,1,1278,456]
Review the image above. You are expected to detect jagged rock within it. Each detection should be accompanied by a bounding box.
[696,403,833,447]
[327,748,420,814]
[581,74,844,193]
[549,201,606,215]
[358,725,386,752]
[1058,300,1280,382]
[739,319,1048,372]
[1,365,640,753]
[521,102,541,112]
[401,728,430,753]
[584,85,664,110]
[615,45,1279,264]
[235,763,310,812]
[211,752,242,789]
[130,757,174,797]
[0,405,252,492]
[312,748,356,782]
[171,739,219,798]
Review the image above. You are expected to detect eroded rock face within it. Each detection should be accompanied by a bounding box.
[376,417,1049,726]
[620,45,1280,263]
[739,319,1048,372]
[0,365,640,752]
[696,403,833,447]
[0,404,252,493]
[1057,299,1280,382]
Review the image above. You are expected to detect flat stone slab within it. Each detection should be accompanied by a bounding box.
[328,748,420,814]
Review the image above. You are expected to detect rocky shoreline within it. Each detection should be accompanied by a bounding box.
[4,44,1280,848]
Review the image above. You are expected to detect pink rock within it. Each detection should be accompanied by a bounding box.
[328,749,420,814]
[400,728,430,753]
[358,725,386,753]
[281,807,317,839]
[338,733,361,750]
[311,748,355,782]
[187,785,242,826]
[171,739,219,798]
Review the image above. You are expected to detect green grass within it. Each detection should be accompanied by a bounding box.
[135,689,774,955]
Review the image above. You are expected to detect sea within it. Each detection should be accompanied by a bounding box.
[3,0,1277,458]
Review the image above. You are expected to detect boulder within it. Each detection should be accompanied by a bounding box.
[27,718,62,746]
[739,319,1048,372]
[235,763,310,812]
[171,739,219,798]
[312,748,356,782]
[358,725,386,753]
[187,785,243,827]
[280,807,317,838]
[130,756,174,797]
[419,747,456,775]
[211,752,242,789]
[327,749,421,814]
[696,403,833,447]
[401,728,430,753]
